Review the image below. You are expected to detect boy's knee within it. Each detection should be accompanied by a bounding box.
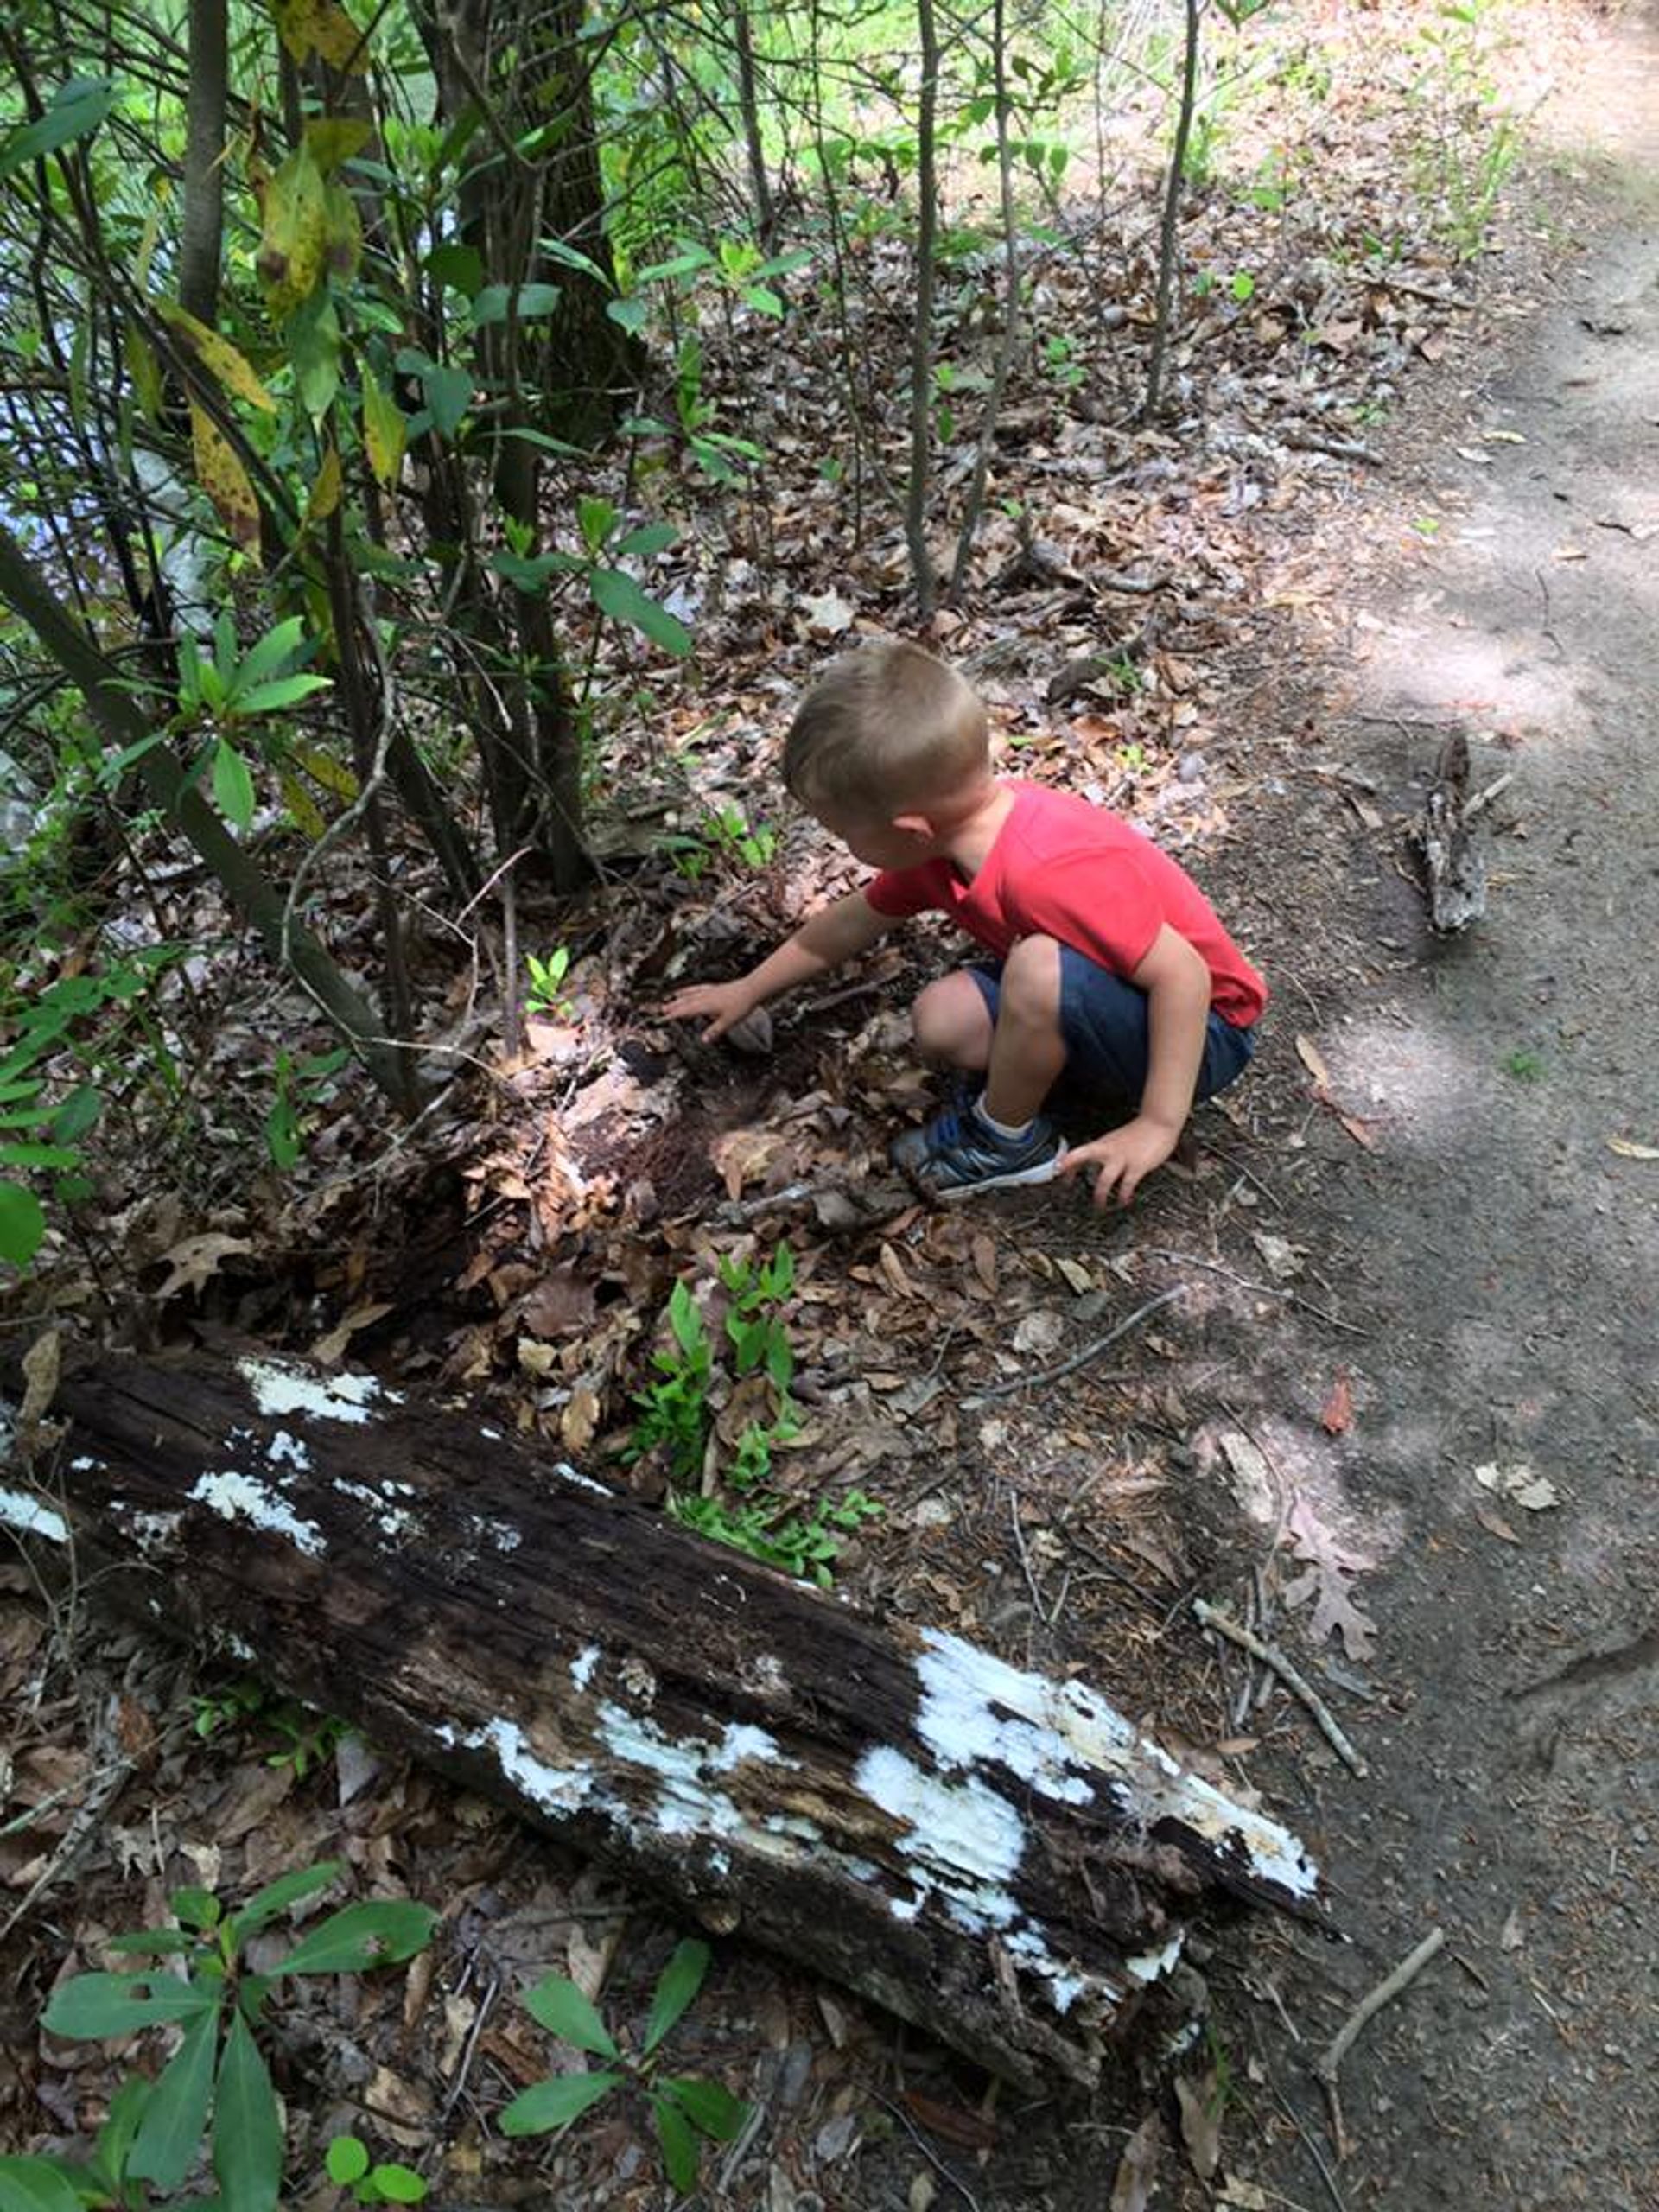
[912,974,990,1062]
[1000,933,1062,1015]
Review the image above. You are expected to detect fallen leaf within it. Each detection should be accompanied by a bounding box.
[308,1301,393,1365]
[879,1242,920,1298]
[1110,2112,1163,2211]
[901,2089,998,2152]
[1282,1497,1379,1662]
[801,588,855,634]
[1474,1462,1560,1510]
[1338,1110,1381,1152]
[1218,2184,1271,2210]
[19,1329,60,1433]
[1294,1033,1332,1091]
[1055,1256,1094,1294]
[709,1126,786,1201]
[521,1268,599,1338]
[1499,1905,1525,1951]
[1319,1371,1354,1435]
[1607,1136,1659,1160]
[1175,2070,1223,2181]
[561,1383,601,1452]
[155,1232,253,1300]
[1474,1502,1522,1545]
[1551,543,1587,562]
[1251,1231,1304,1282]
[1012,1309,1065,1357]
[970,1232,998,1293]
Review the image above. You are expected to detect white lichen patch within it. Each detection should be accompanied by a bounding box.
[128,1510,183,1554]
[912,1628,1317,1902]
[69,1456,102,1473]
[266,1431,311,1472]
[0,1485,69,1544]
[712,1723,785,1771]
[472,1516,523,1553]
[1123,1930,1185,1985]
[332,1478,419,1541]
[435,1715,589,1814]
[238,1357,400,1427]
[570,1644,601,1691]
[855,1744,1022,1933]
[550,1460,611,1497]
[188,1470,326,1557]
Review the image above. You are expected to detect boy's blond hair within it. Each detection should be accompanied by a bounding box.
[783,640,988,817]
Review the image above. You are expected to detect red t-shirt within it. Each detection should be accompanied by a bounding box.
[865,782,1266,1027]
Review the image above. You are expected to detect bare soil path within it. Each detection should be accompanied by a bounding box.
[1178,10,1659,2206]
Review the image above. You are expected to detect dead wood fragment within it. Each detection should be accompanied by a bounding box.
[1192,1599,1367,1777]
[1411,732,1488,932]
[1,1344,1321,2094]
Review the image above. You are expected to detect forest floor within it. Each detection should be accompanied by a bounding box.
[4,1,1659,2208]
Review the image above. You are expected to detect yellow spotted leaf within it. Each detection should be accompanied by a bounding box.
[279,771,328,839]
[303,446,342,524]
[289,741,358,801]
[359,365,405,489]
[271,0,371,71]
[156,301,276,413]
[257,143,327,318]
[189,402,261,562]
[302,117,372,175]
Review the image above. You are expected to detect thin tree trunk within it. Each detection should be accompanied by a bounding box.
[733,0,776,244]
[179,0,227,325]
[905,0,941,620]
[1142,0,1203,423]
[948,0,1022,600]
[0,522,417,1109]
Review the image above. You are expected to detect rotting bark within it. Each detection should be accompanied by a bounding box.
[1,1347,1319,2093]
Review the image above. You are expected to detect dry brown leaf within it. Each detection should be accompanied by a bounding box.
[1110,2111,1163,2211]
[309,1301,392,1365]
[1319,1371,1354,1435]
[1294,1033,1332,1091]
[879,1242,920,1298]
[1474,1502,1522,1545]
[970,1233,998,1293]
[1175,2069,1223,2180]
[155,1232,254,1300]
[709,1126,786,1201]
[1338,1110,1381,1152]
[561,1383,601,1452]
[1055,1256,1094,1294]
[19,1329,60,1433]
[521,1268,599,1338]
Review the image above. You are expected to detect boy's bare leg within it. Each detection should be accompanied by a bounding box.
[981,935,1066,1126]
[910,971,995,1068]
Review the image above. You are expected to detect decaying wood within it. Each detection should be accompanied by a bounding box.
[0,1346,1319,2092]
[1412,731,1488,931]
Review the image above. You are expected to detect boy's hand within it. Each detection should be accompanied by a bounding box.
[1059,1116,1179,1208]
[663,979,761,1042]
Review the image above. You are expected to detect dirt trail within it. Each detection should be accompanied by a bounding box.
[1204,10,1659,2208]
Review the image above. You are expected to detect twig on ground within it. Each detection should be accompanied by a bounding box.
[871,2093,985,2212]
[1281,426,1382,467]
[1316,1928,1446,2088]
[439,1969,499,2126]
[962,1287,1184,1407]
[1192,1599,1368,1777]
[1009,1491,1046,1624]
[1463,769,1516,821]
[1272,2083,1351,2212]
[1149,1249,1368,1336]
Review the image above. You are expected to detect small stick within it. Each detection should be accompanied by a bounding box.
[1192,1599,1368,1777]
[1463,770,1515,821]
[1316,1928,1446,2089]
[1148,1249,1368,1338]
[962,1287,1183,1408]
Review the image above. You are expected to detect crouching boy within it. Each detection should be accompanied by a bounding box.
[665,640,1265,1205]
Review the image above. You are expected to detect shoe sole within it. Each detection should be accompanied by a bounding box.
[924,1155,1066,1201]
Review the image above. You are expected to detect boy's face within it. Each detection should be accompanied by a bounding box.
[810,804,937,870]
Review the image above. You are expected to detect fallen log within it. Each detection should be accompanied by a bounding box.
[1,1344,1319,2091]
[1412,729,1488,932]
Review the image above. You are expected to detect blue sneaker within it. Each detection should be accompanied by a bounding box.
[892,1101,1065,1198]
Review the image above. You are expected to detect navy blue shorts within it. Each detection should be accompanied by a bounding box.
[965,950,1256,1104]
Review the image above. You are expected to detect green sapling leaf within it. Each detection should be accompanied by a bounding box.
[643,1939,710,2056]
[523,1973,620,2059]
[498,2070,621,2136]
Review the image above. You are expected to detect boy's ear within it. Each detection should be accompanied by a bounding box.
[891,810,937,842]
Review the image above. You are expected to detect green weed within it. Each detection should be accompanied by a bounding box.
[501,1939,748,2196]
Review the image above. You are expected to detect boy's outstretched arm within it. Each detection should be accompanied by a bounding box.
[1059,925,1212,1206]
[664,890,896,1041]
